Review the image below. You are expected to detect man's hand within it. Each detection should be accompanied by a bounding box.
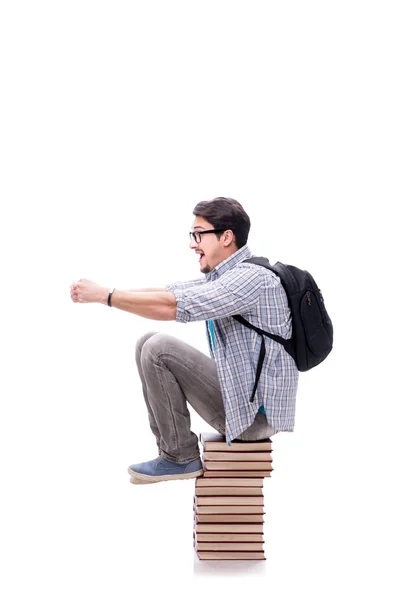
[70,281,177,320]
[70,279,108,304]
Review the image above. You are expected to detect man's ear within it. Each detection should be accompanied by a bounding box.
[223,230,235,247]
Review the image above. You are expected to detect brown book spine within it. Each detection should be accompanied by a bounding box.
[196,477,263,487]
[195,533,264,542]
[195,524,264,533]
[194,504,264,514]
[202,441,272,452]
[195,542,264,551]
[203,461,272,471]
[203,470,272,478]
[196,551,265,560]
[203,451,272,462]
[195,496,263,506]
[195,514,265,523]
[195,487,263,496]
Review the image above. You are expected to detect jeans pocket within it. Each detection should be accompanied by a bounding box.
[210,414,226,435]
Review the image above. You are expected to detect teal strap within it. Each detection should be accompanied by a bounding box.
[207,319,217,352]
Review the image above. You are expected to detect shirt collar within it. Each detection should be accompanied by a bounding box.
[206,245,252,281]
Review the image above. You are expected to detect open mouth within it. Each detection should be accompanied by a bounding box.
[198,252,205,262]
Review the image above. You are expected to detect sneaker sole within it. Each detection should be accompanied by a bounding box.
[130,477,153,485]
[128,467,203,483]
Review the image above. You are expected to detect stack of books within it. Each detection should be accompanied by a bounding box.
[193,432,273,561]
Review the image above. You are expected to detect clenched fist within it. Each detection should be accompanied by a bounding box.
[70,279,108,304]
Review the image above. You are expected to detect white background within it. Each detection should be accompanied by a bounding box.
[1,1,399,598]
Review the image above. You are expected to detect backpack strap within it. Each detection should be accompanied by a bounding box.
[233,315,295,402]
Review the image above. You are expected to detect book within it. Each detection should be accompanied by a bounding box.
[196,550,266,560]
[195,524,264,533]
[194,504,264,514]
[200,432,272,452]
[195,513,265,523]
[196,551,265,560]
[203,461,272,471]
[196,477,263,487]
[195,496,263,506]
[195,533,264,542]
[195,542,264,551]
[194,432,271,562]
[203,451,272,462]
[203,470,272,478]
[195,487,263,496]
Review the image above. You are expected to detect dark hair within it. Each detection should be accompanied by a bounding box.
[192,197,251,249]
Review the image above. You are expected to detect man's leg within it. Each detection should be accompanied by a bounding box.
[135,332,226,463]
[234,411,277,441]
[134,331,162,452]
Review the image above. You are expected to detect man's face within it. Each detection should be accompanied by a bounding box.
[189,216,230,274]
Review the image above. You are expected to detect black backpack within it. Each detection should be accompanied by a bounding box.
[233,257,333,402]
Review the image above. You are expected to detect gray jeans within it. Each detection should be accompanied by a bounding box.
[135,332,277,463]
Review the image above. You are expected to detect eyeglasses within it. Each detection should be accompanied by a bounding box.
[189,229,226,244]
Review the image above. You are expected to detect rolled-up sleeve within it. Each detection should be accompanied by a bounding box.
[171,267,262,323]
[166,277,205,295]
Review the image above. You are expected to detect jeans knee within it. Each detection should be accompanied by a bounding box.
[140,332,177,365]
[135,331,159,364]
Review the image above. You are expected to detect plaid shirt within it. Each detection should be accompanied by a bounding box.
[166,245,298,444]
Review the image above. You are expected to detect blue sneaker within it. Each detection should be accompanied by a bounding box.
[128,456,203,484]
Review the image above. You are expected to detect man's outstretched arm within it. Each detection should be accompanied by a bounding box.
[70,279,177,321]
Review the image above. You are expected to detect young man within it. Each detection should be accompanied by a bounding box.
[70,197,298,484]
